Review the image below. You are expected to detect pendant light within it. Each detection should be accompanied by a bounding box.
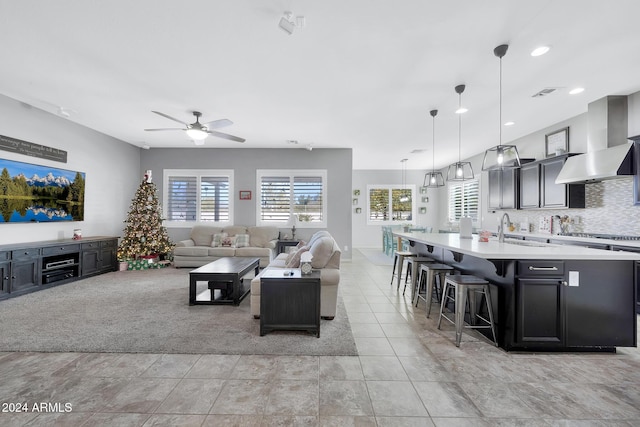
[482,44,521,170]
[399,158,410,202]
[424,109,445,188]
[447,84,474,181]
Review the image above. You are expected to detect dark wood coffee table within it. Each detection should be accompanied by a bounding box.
[189,257,259,306]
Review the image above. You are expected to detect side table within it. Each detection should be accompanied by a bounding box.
[260,269,321,337]
[276,239,300,254]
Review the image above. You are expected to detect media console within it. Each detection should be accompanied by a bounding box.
[0,236,118,301]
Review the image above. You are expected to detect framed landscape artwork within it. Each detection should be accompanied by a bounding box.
[0,158,85,223]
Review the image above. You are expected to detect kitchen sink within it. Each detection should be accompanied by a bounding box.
[502,239,548,247]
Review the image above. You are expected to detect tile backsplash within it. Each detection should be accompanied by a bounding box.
[496,177,640,236]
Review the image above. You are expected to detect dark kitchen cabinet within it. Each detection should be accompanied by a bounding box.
[515,261,564,345]
[515,259,635,348]
[487,168,518,209]
[518,155,585,209]
[518,162,540,209]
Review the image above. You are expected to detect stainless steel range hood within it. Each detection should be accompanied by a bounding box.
[555,96,634,184]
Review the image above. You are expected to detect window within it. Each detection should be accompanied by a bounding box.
[163,169,233,226]
[367,185,416,223]
[257,170,327,227]
[447,179,480,223]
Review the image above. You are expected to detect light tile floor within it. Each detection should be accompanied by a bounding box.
[1,249,640,426]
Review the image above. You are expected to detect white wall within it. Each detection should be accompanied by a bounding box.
[0,94,141,244]
[352,169,440,248]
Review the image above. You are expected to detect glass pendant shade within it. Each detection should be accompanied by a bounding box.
[447,161,474,181]
[186,128,208,140]
[482,44,521,171]
[424,171,445,187]
[482,144,521,170]
[424,109,445,188]
[447,84,474,182]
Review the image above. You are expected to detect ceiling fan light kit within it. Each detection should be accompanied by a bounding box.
[482,44,522,171]
[447,85,474,181]
[145,110,245,143]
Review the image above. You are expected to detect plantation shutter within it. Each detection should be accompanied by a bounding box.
[200,176,229,222]
[260,176,291,222]
[448,180,479,222]
[293,176,323,222]
[167,176,197,221]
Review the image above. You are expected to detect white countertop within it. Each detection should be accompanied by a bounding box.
[393,231,640,261]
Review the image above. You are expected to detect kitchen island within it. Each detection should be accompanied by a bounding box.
[394,231,640,351]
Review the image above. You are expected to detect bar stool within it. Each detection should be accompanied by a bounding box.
[390,251,417,290]
[437,275,498,347]
[415,263,454,317]
[403,256,435,297]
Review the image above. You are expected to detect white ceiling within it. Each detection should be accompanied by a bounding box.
[1,0,639,170]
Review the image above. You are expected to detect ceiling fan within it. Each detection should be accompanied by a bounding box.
[144,111,245,142]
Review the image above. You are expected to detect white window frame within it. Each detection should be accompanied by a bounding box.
[163,169,234,228]
[256,169,327,228]
[447,178,480,225]
[366,184,417,225]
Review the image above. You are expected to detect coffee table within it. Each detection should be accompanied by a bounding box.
[189,257,259,306]
[260,268,321,337]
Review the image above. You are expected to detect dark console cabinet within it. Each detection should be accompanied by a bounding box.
[81,239,117,276]
[0,236,118,301]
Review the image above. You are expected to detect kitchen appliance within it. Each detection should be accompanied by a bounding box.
[556,96,634,184]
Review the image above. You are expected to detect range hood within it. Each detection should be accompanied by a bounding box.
[555,96,634,184]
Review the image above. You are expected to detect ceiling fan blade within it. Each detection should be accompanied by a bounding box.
[207,130,246,143]
[203,118,233,129]
[144,128,184,131]
[151,111,189,125]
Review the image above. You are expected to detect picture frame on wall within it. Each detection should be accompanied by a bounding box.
[239,190,252,200]
[545,127,569,157]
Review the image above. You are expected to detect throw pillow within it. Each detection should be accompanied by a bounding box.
[235,234,250,248]
[221,236,236,247]
[212,233,228,247]
[286,246,310,268]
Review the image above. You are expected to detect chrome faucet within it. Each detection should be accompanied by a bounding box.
[498,212,511,243]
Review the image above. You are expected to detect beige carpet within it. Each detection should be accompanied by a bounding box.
[0,267,357,355]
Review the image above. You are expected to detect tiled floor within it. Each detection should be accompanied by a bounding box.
[2,249,640,426]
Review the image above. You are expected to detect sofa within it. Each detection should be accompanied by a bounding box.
[250,231,341,320]
[173,225,279,268]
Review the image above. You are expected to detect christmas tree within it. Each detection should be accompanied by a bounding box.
[117,171,174,260]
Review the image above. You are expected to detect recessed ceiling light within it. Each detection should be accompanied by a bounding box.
[569,87,585,95]
[504,121,515,126]
[455,107,468,114]
[531,46,550,57]
[286,140,299,145]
